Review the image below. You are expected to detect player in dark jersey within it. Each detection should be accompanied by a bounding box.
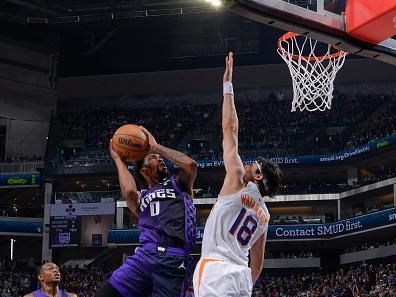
[24,262,77,297]
[95,126,197,297]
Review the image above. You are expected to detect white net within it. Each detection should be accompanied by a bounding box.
[277,32,348,112]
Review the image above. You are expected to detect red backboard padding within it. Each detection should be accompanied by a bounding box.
[346,0,396,44]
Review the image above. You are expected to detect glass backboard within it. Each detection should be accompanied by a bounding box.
[229,0,396,65]
[279,0,346,20]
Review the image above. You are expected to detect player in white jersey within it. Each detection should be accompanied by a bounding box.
[193,52,283,297]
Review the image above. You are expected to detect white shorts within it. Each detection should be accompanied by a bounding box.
[193,258,253,297]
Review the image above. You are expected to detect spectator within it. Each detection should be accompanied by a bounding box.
[252,262,396,297]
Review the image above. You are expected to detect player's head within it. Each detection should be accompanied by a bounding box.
[243,157,283,198]
[38,262,61,284]
[138,153,168,185]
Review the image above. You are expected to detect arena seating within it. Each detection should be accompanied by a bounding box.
[343,237,396,254]
[48,91,395,168]
[252,261,396,297]
[265,250,317,259]
[0,156,43,163]
[2,257,394,297]
[0,259,111,297]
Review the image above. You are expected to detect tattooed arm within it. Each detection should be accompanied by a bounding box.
[140,127,197,196]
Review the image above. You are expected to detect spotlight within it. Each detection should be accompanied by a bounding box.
[211,0,221,7]
[205,0,222,7]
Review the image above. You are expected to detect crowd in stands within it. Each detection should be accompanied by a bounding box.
[49,103,215,170]
[270,197,393,226]
[195,91,395,158]
[43,162,396,205]
[48,91,395,170]
[343,238,396,254]
[271,215,325,225]
[351,204,384,218]
[0,207,42,218]
[346,99,396,149]
[253,262,396,297]
[355,167,396,188]
[56,103,215,160]
[193,165,396,200]
[233,91,386,155]
[265,250,317,259]
[2,257,395,297]
[60,157,113,169]
[0,156,43,164]
[350,198,396,219]
[0,258,110,297]
[56,265,109,297]
[53,191,121,204]
[0,155,43,174]
[279,167,396,196]
[0,258,38,297]
[279,182,345,195]
[193,166,396,200]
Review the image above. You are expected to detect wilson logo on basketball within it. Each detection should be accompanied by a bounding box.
[118,137,142,149]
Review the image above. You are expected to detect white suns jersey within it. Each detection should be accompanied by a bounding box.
[201,182,270,266]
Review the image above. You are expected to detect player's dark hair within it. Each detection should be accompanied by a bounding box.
[38,263,46,275]
[256,157,283,198]
[132,159,148,190]
[38,262,55,275]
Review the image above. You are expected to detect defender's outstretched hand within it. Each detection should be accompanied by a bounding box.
[223,52,233,83]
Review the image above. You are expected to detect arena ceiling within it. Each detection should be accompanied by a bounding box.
[0,0,316,19]
[0,0,378,75]
[0,0,285,75]
[1,0,217,20]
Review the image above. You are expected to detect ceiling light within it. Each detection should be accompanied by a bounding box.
[210,0,221,7]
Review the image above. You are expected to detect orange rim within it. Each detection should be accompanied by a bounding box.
[278,32,347,62]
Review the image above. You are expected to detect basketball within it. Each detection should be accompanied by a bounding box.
[111,124,149,161]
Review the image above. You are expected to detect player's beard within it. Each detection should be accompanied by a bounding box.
[158,165,168,180]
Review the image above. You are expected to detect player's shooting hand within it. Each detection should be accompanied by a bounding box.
[139,126,158,153]
[223,52,233,83]
[109,139,123,162]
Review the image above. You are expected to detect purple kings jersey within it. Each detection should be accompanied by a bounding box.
[32,290,69,297]
[138,175,196,249]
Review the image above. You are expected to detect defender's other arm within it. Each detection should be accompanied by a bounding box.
[250,232,267,284]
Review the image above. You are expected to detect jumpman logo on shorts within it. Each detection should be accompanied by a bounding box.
[178,261,186,270]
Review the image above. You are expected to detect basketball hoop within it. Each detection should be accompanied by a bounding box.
[277,32,348,112]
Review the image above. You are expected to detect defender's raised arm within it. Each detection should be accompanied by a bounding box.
[220,52,244,196]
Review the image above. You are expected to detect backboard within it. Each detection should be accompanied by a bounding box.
[228,0,396,65]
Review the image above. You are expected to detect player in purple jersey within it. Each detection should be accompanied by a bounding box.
[24,262,77,297]
[95,126,197,297]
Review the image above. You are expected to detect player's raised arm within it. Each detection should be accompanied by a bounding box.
[110,140,140,216]
[140,127,197,196]
[219,52,244,196]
